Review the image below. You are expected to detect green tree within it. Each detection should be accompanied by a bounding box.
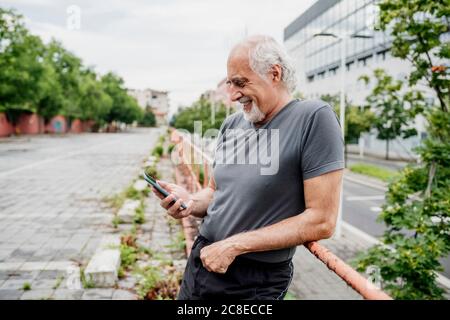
[139,108,157,127]
[0,8,47,122]
[79,69,112,125]
[354,0,450,299]
[173,97,227,134]
[320,94,374,163]
[101,72,143,125]
[43,40,84,121]
[360,69,426,160]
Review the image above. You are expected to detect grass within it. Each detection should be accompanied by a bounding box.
[52,275,64,290]
[144,165,160,180]
[166,231,186,252]
[152,144,164,157]
[133,202,146,225]
[348,163,399,182]
[112,215,122,228]
[22,282,31,291]
[80,267,95,289]
[284,291,297,300]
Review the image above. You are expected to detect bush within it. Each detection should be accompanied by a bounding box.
[152,145,164,157]
[139,110,156,127]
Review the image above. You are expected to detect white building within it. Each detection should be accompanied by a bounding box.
[284,0,432,160]
[128,88,169,126]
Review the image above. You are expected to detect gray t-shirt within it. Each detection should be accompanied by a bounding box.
[199,99,344,263]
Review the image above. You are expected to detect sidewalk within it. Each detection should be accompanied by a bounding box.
[289,226,368,300]
[0,128,163,300]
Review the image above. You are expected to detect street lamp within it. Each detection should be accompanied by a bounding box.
[313,32,373,238]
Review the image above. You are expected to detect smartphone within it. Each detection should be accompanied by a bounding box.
[143,171,187,210]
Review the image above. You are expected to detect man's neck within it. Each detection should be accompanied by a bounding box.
[254,92,292,127]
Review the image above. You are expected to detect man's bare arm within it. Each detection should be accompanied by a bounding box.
[189,178,215,218]
[199,169,342,273]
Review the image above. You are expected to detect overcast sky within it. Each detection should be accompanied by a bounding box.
[0,0,315,112]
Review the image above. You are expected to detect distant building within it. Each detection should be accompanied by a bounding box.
[128,88,169,126]
[283,0,434,159]
[201,78,233,109]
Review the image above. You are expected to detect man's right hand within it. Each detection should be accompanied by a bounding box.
[150,180,194,219]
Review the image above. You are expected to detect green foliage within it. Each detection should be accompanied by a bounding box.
[139,109,156,127]
[22,282,31,291]
[360,69,427,159]
[377,0,449,112]
[173,97,228,133]
[0,8,141,126]
[167,143,175,154]
[135,266,163,299]
[167,231,186,252]
[80,267,95,289]
[133,202,145,225]
[354,0,450,300]
[0,9,46,115]
[152,144,164,157]
[284,291,297,300]
[101,72,143,124]
[349,163,399,182]
[144,165,160,180]
[120,243,138,270]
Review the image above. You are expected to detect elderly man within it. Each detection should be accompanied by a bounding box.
[152,35,344,300]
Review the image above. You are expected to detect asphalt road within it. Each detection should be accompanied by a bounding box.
[342,177,450,279]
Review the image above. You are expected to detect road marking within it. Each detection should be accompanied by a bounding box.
[344,175,387,192]
[370,206,383,212]
[0,137,124,178]
[346,195,385,201]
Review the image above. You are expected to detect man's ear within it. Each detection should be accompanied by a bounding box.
[271,64,282,83]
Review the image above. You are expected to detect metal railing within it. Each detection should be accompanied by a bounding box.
[169,129,392,300]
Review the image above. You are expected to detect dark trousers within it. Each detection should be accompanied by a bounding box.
[177,235,293,300]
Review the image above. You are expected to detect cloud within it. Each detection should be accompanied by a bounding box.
[0,0,315,112]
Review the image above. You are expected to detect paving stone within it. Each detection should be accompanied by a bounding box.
[117,199,141,223]
[52,289,84,300]
[30,279,57,290]
[0,289,23,300]
[117,277,137,290]
[112,289,137,300]
[20,289,54,300]
[81,288,114,300]
[133,179,148,192]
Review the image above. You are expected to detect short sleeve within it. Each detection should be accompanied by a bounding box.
[300,105,344,180]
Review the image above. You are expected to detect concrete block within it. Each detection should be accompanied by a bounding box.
[117,199,141,223]
[84,235,121,288]
[133,179,148,192]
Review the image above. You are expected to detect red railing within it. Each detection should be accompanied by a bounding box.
[169,129,392,300]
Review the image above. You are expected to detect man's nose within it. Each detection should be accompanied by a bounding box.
[228,87,242,102]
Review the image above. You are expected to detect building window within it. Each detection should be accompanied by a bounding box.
[329,66,338,76]
[307,75,314,83]
[152,95,157,99]
[346,61,355,71]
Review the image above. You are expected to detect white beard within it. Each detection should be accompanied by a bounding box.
[242,102,265,123]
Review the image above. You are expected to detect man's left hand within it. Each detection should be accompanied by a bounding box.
[200,239,242,274]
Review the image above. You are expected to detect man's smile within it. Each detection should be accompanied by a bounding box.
[239,96,253,112]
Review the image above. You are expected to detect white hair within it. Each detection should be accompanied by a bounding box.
[244,35,297,93]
